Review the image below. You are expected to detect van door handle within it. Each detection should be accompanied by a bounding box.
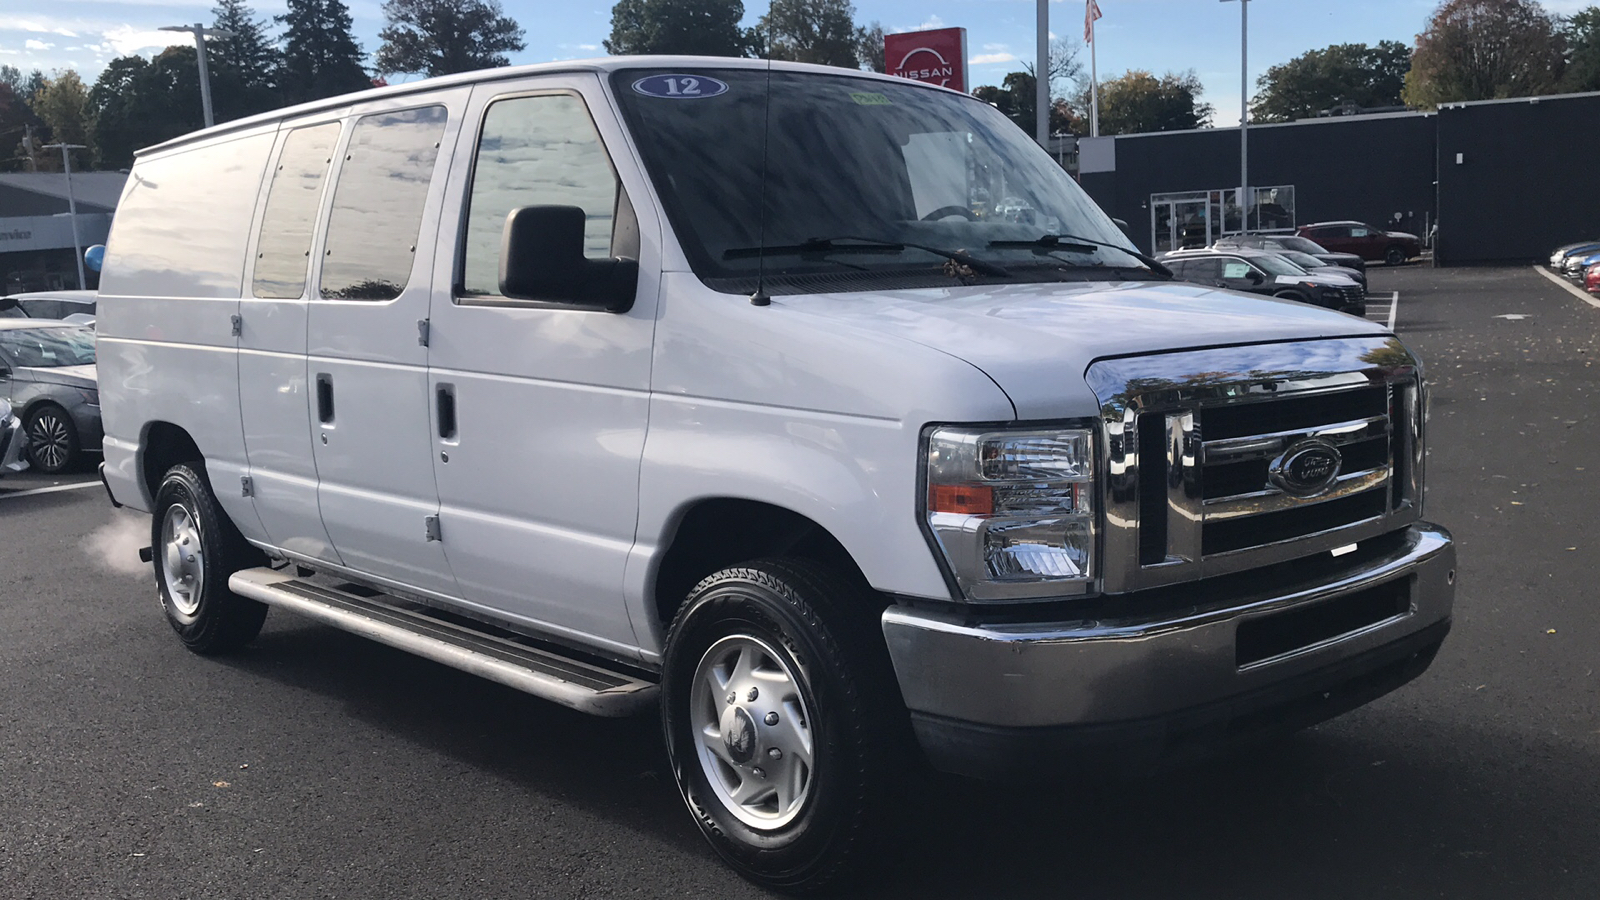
[436,383,457,440]
[316,373,335,424]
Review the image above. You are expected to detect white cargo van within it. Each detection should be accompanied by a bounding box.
[97,58,1454,891]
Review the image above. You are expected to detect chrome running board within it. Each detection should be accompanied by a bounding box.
[228,568,657,717]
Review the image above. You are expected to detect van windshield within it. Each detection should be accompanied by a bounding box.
[610,67,1146,294]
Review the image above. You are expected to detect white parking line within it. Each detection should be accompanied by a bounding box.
[1532,265,1600,310]
[1387,290,1400,331]
[0,481,101,499]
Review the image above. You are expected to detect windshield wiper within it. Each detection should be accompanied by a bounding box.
[724,236,1011,277]
[987,233,1173,279]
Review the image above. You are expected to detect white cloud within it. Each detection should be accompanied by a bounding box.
[919,15,945,29]
[25,39,54,50]
[982,43,1008,52]
[102,24,185,57]
[576,43,598,51]
[970,52,1018,65]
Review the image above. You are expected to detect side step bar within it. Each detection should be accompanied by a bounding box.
[228,568,657,717]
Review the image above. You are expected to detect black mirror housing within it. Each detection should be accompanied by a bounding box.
[1248,270,1265,284]
[499,205,638,312]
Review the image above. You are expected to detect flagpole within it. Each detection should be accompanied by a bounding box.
[1090,19,1099,137]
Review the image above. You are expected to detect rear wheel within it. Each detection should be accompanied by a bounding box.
[661,559,906,894]
[25,405,78,474]
[1384,245,1407,266]
[151,463,269,654]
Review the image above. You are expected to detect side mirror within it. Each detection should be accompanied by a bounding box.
[1247,271,1264,284]
[499,205,637,312]
[1112,218,1133,240]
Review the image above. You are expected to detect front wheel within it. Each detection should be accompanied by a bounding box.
[661,559,906,894]
[1385,245,1408,266]
[26,405,78,473]
[151,463,269,654]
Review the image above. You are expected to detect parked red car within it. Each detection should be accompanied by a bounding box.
[1586,262,1600,294]
[1297,221,1422,266]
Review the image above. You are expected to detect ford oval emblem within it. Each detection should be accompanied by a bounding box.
[632,74,730,99]
[1269,439,1342,497]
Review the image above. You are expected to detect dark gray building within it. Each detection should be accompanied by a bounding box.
[0,172,127,293]
[1077,90,1600,266]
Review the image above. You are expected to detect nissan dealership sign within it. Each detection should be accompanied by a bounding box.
[884,27,969,93]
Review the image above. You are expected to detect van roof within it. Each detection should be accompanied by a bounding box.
[139,57,955,158]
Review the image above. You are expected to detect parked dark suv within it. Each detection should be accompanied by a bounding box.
[1298,221,1421,266]
[1160,248,1366,315]
[1212,233,1366,275]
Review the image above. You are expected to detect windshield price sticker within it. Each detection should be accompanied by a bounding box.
[850,92,892,106]
[633,75,729,99]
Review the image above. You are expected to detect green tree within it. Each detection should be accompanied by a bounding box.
[91,50,207,169]
[376,0,527,77]
[1403,0,1563,108]
[855,20,884,73]
[1562,7,1600,92]
[32,71,94,169]
[1081,69,1212,135]
[604,0,751,57]
[0,66,47,171]
[973,72,1079,135]
[758,0,860,68]
[1251,41,1411,122]
[212,0,283,91]
[278,0,372,103]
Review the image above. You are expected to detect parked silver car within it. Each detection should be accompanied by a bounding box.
[0,320,100,473]
[0,397,27,477]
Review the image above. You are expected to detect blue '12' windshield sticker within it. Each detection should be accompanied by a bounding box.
[632,74,729,99]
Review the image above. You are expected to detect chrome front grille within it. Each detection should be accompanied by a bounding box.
[1089,336,1424,594]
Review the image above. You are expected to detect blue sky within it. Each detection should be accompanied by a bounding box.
[3,0,1594,126]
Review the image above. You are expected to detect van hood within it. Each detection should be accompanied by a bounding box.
[13,363,97,389]
[781,280,1386,419]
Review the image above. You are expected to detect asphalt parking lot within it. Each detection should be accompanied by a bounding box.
[1,265,1596,898]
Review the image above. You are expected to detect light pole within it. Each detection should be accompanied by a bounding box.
[1035,0,1049,147]
[1222,0,1250,233]
[43,142,87,290]
[159,23,234,128]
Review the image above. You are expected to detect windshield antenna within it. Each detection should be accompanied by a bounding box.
[750,61,773,307]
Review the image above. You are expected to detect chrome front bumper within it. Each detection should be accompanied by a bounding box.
[882,524,1454,778]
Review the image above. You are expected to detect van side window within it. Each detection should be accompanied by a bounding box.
[459,93,617,298]
[320,106,448,301]
[254,123,340,299]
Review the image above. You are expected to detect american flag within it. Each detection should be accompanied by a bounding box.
[1085,0,1103,44]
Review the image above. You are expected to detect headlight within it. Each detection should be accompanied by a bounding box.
[923,426,1096,601]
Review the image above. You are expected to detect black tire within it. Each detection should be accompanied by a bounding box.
[661,559,907,894]
[150,463,269,655]
[25,404,79,474]
[1384,245,1407,266]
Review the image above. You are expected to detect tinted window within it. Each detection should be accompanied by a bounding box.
[461,94,618,297]
[254,123,340,299]
[1254,255,1302,277]
[1185,258,1221,281]
[320,106,447,301]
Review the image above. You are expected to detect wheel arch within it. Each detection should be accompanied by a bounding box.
[650,497,879,638]
[140,420,204,504]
